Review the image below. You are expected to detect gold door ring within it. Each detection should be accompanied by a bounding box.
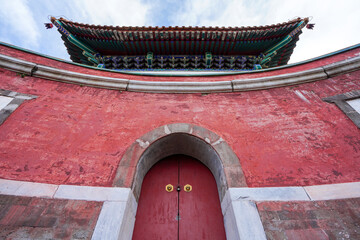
[184,184,192,192]
[166,184,174,192]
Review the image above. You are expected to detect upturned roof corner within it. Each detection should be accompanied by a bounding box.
[51,17,310,71]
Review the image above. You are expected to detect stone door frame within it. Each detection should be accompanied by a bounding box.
[107,123,267,240]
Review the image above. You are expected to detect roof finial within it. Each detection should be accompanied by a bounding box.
[44,23,53,29]
[306,23,315,30]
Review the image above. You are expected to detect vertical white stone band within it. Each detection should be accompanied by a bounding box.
[91,201,127,240]
[91,190,137,240]
[2,179,360,240]
[232,201,267,240]
[221,189,267,240]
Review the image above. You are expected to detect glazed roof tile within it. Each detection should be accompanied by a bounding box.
[52,17,309,69]
[55,17,304,31]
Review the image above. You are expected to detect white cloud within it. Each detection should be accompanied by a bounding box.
[262,0,360,62]
[171,0,269,27]
[0,0,40,48]
[1,0,358,64]
[170,0,360,63]
[72,0,152,26]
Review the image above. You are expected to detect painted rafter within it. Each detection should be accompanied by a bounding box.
[51,17,309,70]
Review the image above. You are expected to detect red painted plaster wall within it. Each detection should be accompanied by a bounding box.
[0,47,359,187]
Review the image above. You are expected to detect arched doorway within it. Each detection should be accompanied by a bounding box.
[132,154,226,240]
[112,123,248,239]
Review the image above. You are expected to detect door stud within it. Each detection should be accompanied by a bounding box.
[165,184,174,192]
[184,184,192,192]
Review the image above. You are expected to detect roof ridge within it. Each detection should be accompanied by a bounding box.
[50,16,309,69]
[51,17,308,32]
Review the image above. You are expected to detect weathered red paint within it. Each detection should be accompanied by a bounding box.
[0,44,359,188]
[132,157,178,240]
[179,156,226,240]
[132,155,226,240]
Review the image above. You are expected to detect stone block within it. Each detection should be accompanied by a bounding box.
[0,179,57,198]
[232,200,267,240]
[54,185,130,202]
[229,187,310,201]
[305,182,360,200]
[91,201,127,240]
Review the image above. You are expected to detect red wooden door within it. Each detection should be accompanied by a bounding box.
[132,155,226,240]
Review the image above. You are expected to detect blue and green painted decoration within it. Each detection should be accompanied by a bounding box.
[51,17,309,70]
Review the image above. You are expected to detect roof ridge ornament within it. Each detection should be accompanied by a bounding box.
[306,23,315,30]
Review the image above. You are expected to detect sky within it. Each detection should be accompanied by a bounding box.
[0,0,359,64]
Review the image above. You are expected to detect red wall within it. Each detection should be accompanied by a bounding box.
[0,45,359,187]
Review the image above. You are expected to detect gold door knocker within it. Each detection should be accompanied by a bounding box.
[165,184,174,192]
[184,184,192,192]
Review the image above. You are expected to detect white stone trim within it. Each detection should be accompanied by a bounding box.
[304,182,360,200]
[54,185,130,202]
[323,90,360,129]
[0,179,58,198]
[0,54,36,74]
[221,187,308,240]
[232,67,327,91]
[0,179,136,240]
[1,178,360,202]
[231,201,267,240]
[1,53,359,93]
[0,96,13,110]
[127,79,232,93]
[1,179,360,240]
[220,183,360,239]
[34,65,128,90]
[0,179,129,202]
[221,189,267,240]
[228,186,310,201]
[0,89,37,125]
[347,98,360,114]
[91,191,137,240]
[323,55,360,77]
[91,201,127,240]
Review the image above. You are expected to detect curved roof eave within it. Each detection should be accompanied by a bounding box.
[51,17,309,69]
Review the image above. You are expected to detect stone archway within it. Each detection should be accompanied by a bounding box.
[111,123,250,240]
[112,123,247,202]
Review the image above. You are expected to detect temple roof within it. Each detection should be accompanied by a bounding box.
[51,17,309,70]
